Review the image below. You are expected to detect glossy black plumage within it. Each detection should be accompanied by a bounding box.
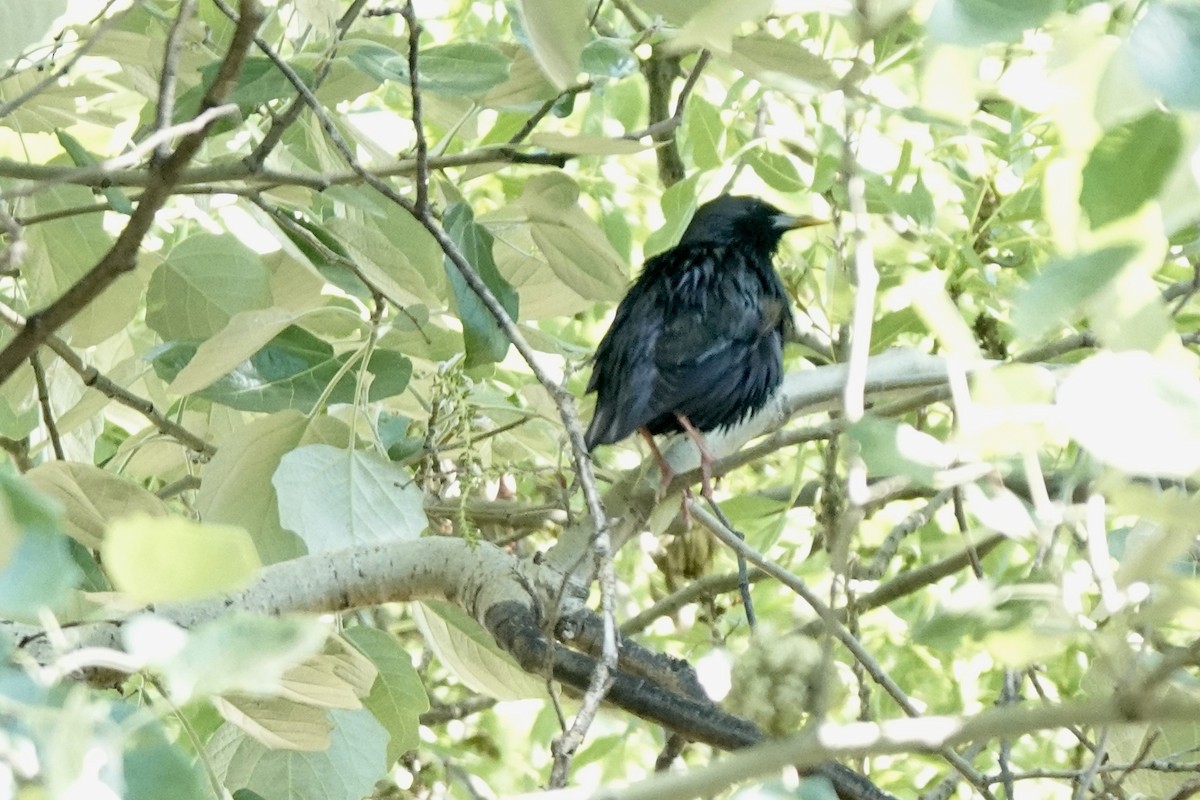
[585,195,820,452]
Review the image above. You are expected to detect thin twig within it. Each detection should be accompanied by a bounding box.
[0,197,25,275]
[0,0,266,385]
[0,258,216,458]
[154,0,198,162]
[30,353,63,460]
[688,500,997,799]
[245,0,370,167]
[0,1,127,120]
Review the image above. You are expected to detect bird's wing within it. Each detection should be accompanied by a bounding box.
[646,254,785,425]
[584,286,666,447]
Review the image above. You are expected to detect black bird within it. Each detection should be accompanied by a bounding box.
[584,195,824,495]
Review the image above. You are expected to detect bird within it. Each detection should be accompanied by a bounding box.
[584,194,824,498]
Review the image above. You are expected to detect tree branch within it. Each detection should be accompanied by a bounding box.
[0,0,266,386]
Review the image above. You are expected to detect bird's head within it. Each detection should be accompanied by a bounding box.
[677,195,825,253]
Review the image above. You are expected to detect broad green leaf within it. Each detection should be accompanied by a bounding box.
[344,41,406,84]
[147,234,273,340]
[195,411,311,564]
[683,95,724,170]
[481,47,558,108]
[848,416,955,487]
[167,308,300,396]
[0,0,66,62]
[1011,246,1136,342]
[413,600,544,700]
[729,33,837,91]
[516,0,589,89]
[148,326,412,414]
[135,613,331,703]
[213,695,334,751]
[22,184,128,345]
[0,469,80,620]
[643,174,701,256]
[325,212,443,307]
[210,708,388,800]
[344,625,428,763]
[580,37,637,78]
[123,709,209,800]
[672,0,774,53]
[1129,4,1200,110]
[515,173,628,301]
[420,43,511,96]
[744,148,805,193]
[528,131,650,155]
[927,0,1063,46]
[444,202,518,368]
[25,461,169,549]
[1057,351,1200,477]
[55,130,134,213]
[103,513,260,603]
[1080,112,1182,228]
[272,445,427,554]
[174,57,316,122]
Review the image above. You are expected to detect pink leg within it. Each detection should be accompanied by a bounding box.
[674,413,716,499]
[639,428,675,500]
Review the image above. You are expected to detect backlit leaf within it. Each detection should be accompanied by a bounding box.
[1058,351,1200,477]
[1080,112,1182,228]
[103,514,260,603]
[1012,247,1137,342]
[272,445,427,554]
[516,0,589,88]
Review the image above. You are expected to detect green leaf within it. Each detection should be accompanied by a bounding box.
[413,601,544,700]
[728,33,837,91]
[927,0,1063,46]
[848,416,955,487]
[25,461,170,550]
[516,0,589,88]
[1057,351,1200,478]
[195,411,312,564]
[580,37,637,78]
[515,173,628,301]
[444,202,518,368]
[122,709,210,800]
[0,0,66,62]
[1080,112,1182,228]
[744,148,805,193]
[344,626,428,763]
[148,326,412,414]
[528,131,650,155]
[147,234,273,340]
[23,184,128,345]
[683,95,724,170]
[55,130,134,213]
[272,445,427,554]
[0,469,81,620]
[210,708,388,800]
[166,308,300,396]
[672,0,774,53]
[175,57,316,122]
[643,173,701,257]
[344,41,406,84]
[1011,246,1137,342]
[102,514,260,603]
[420,43,512,96]
[1129,4,1200,110]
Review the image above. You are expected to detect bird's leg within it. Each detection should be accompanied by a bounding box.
[638,428,675,500]
[674,413,717,499]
